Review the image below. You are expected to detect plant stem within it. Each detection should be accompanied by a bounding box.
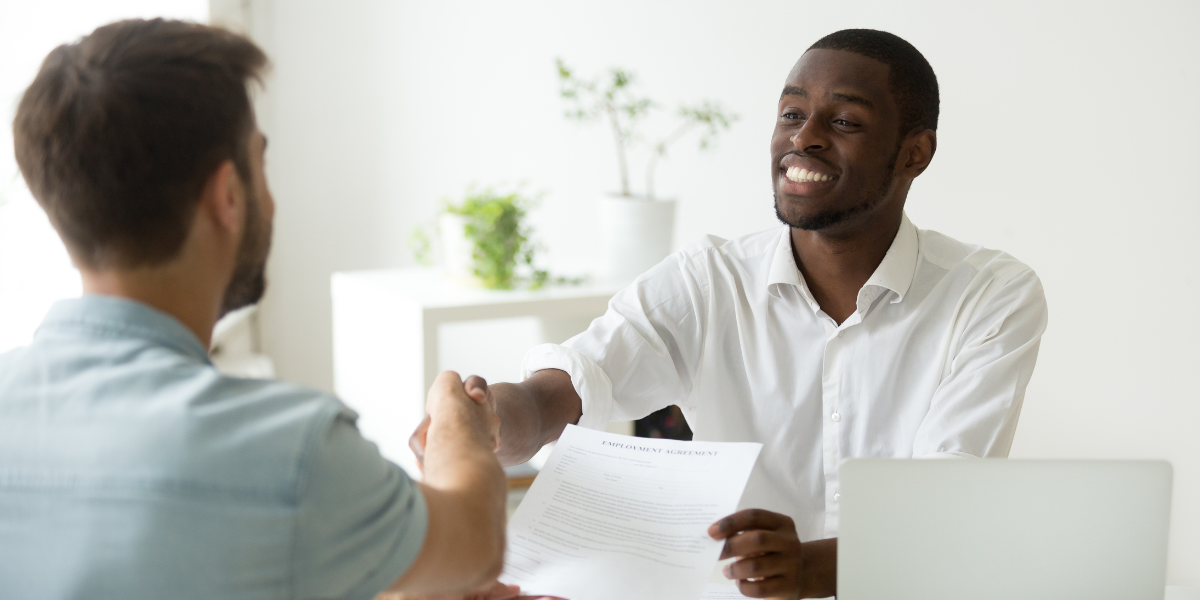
[604,102,631,196]
[645,121,696,201]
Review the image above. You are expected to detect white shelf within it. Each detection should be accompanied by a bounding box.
[331,267,619,475]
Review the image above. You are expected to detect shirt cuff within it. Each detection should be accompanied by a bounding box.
[522,343,613,431]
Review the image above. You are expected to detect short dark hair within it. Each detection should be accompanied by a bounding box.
[13,18,267,269]
[808,29,939,137]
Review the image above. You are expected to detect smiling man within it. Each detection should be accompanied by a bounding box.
[414,29,1048,599]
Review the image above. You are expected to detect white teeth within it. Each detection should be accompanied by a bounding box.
[785,166,832,183]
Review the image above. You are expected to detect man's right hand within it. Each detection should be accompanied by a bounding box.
[411,374,500,470]
[410,370,583,469]
[388,371,508,595]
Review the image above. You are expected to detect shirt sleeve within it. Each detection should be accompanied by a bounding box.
[522,247,711,428]
[912,267,1049,459]
[292,408,428,600]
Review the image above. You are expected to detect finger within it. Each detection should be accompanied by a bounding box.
[408,415,432,471]
[725,552,793,581]
[709,509,794,539]
[735,576,793,599]
[477,581,520,600]
[463,375,489,404]
[719,529,794,559]
[431,370,466,402]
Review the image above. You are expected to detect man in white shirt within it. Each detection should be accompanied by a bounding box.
[415,28,1047,599]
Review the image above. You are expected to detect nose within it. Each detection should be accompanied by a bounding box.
[791,118,828,153]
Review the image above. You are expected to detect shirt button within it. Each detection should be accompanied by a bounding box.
[833,493,841,502]
[831,412,841,422]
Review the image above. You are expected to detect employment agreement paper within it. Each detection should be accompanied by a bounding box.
[501,425,762,600]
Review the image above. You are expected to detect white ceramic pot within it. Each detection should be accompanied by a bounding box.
[597,193,677,285]
[438,213,481,286]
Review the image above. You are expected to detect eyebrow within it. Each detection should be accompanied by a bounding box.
[781,85,806,99]
[831,92,874,109]
[779,86,875,109]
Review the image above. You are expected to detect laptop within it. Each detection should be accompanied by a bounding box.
[838,459,1172,600]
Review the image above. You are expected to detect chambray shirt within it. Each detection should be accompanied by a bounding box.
[0,296,427,600]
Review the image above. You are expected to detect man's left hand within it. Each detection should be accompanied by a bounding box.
[709,509,803,599]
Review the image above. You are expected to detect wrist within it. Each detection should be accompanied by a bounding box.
[493,381,541,465]
[798,538,837,598]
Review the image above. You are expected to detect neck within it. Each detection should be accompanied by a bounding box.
[790,204,904,324]
[80,263,226,348]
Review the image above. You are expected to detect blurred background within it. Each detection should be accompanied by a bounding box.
[1,0,1198,586]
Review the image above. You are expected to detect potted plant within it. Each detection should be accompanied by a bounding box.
[412,186,567,290]
[556,58,737,283]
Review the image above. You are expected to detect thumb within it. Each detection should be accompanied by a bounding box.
[463,375,489,404]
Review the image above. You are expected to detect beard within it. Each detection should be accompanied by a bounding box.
[219,188,271,317]
[774,144,901,231]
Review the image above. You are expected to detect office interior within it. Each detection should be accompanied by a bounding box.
[0,0,1196,592]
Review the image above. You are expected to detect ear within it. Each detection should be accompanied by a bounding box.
[901,129,937,178]
[197,160,244,237]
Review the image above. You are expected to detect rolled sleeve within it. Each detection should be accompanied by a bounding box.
[522,246,711,427]
[293,409,428,600]
[522,343,615,431]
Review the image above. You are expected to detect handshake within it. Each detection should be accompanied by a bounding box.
[409,372,502,472]
[386,371,561,600]
[393,371,820,600]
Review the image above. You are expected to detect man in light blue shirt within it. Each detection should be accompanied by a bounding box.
[2,19,512,600]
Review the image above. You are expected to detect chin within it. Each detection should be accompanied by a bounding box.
[219,270,267,317]
[774,194,869,231]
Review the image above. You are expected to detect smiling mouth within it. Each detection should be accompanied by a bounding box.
[785,166,835,183]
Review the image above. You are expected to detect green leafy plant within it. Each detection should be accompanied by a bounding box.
[556,58,739,200]
[450,189,540,290]
[410,187,580,290]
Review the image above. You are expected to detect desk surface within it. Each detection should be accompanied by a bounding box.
[332,267,623,309]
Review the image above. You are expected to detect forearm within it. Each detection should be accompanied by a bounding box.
[493,369,582,466]
[409,406,506,591]
[423,406,506,532]
[799,538,837,598]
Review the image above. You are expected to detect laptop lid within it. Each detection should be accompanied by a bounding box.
[838,459,1172,600]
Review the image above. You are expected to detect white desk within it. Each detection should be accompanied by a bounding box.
[331,268,620,474]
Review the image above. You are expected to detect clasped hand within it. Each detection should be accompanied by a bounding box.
[412,372,501,470]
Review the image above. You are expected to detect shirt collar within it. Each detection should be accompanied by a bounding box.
[36,294,211,363]
[864,212,919,304]
[767,212,920,306]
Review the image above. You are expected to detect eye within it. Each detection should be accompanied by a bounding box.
[833,118,859,128]
[782,111,805,122]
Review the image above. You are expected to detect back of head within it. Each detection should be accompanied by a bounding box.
[12,18,267,270]
[808,29,939,137]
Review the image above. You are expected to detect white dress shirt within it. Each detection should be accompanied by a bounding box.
[522,214,1048,541]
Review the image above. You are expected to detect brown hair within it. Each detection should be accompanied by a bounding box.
[13,18,267,269]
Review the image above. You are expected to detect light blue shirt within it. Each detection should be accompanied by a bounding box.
[0,296,427,600]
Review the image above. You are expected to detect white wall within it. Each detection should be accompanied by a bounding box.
[253,0,1200,585]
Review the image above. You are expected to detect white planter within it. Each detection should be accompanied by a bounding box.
[438,213,481,286]
[598,194,677,285]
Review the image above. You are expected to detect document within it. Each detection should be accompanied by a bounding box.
[500,425,762,600]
